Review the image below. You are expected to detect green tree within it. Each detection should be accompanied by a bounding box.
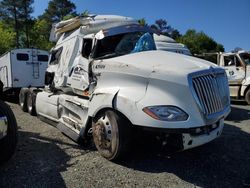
[151,19,181,39]
[177,29,224,55]
[138,18,147,26]
[0,0,34,48]
[80,10,89,17]
[19,0,34,47]
[0,21,15,55]
[40,0,77,23]
[0,0,22,48]
[29,19,53,50]
[38,0,77,44]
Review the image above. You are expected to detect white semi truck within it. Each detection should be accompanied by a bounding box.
[0,48,49,99]
[196,50,250,104]
[20,15,231,160]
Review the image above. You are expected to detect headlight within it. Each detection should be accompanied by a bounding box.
[143,105,188,121]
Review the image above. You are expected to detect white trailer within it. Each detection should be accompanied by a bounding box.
[0,48,49,97]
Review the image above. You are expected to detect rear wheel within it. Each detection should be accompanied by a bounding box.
[245,89,250,105]
[19,88,28,112]
[92,110,131,161]
[27,91,37,116]
[0,100,18,164]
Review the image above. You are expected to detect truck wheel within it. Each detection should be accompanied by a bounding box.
[27,91,37,116]
[0,81,3,100]
[0,100,18,164]
[19,88,28,112]
[245,89,250,105]
[92,110,131,161]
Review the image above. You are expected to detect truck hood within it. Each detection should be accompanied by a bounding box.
[114,50,216,71]
[100,50,219,84]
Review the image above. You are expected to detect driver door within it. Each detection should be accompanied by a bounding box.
[67,38,93,93]
[223,55,245,97]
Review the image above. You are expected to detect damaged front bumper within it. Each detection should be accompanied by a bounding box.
[139,119,224,151]
[182,119,224,150]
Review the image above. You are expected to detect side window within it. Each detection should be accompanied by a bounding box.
[38,55,49,62]
[224,55,235,66]
[17,53,29,61]
[82,39,92,58]
[49,47,63,65]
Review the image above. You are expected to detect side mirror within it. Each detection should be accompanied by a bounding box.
[95,30,105,40]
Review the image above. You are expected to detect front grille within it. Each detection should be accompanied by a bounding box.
[191,70,229,115]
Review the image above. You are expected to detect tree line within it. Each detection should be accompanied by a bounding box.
[0,0,224,55]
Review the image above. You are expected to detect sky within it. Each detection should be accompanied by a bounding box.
[32,0,250,52]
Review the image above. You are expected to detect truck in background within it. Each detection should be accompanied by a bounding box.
[196,50,250,104]
[154,34,191,55]
[0,48,49,101]
[19,15,230,161]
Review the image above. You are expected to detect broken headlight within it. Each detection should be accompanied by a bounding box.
[143,105,189,121]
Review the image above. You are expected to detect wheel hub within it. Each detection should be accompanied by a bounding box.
[93,116,112,150]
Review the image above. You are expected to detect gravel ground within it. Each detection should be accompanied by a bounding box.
[0,101,249,188]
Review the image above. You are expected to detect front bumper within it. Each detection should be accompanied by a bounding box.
[182,119,224,150]
[139,118,224,151]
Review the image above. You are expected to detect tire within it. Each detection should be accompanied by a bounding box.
[19,88,28,112]
[27,90,37,116]
[0,81,3,100]
[245,89,250,105]
[0,100,18,164]
[92,110,131,161]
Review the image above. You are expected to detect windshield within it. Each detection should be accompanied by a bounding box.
[239,53,250,65]
[93,32,156,59]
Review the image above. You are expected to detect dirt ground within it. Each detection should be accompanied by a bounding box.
[0,101,249,188]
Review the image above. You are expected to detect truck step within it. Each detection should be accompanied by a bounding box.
[57,122,80,142]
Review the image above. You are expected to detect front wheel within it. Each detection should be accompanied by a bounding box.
[0,100,18,164]
[92,110,131,161]
[245,89,250,105]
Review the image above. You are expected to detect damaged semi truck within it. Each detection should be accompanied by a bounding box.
[20,15,231,160]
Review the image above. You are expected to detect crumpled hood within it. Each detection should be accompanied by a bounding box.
[104,50,219,84]
[113,50,217,69]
